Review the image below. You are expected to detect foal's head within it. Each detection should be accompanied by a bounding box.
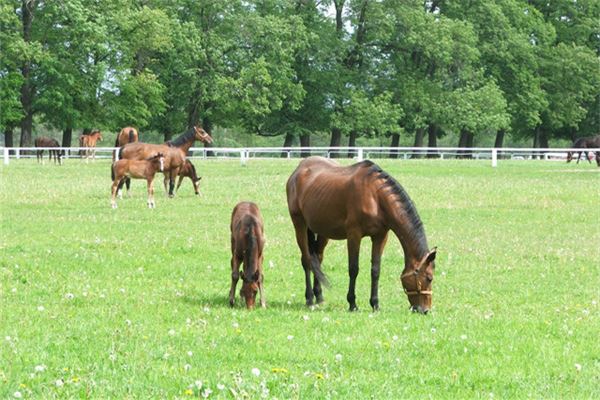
[401,248,436,314]
[148,152,165,172]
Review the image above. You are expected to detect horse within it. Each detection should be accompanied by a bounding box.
[114,127,139,148]
[229,201,266,309]
[79,130,103,161]
[566,135,600,166]
[34,136,63,165]
[175,159,202,195]
[116,126,213,197]
[286,156,437,314]
[111,152,164,209]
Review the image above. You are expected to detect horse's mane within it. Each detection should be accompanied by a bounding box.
[167,128,196,148]
[363,160,428,254]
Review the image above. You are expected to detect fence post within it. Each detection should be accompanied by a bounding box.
[357,148,364,162]
[492,148,498,168]
[3,147,9,165]
[16,148,20,159]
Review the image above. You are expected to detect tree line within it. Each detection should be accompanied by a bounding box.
[1,0,598,153]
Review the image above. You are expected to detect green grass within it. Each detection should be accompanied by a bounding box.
[1,157,599,399]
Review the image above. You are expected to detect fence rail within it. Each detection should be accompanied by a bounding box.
[2,146,599,167]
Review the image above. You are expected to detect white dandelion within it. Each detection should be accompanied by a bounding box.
[251,367,261,377]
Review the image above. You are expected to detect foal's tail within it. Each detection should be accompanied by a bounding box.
[307,229,330,288]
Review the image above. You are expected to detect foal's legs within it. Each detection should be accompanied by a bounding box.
[369,233,388,311]
[229,253,242,307]
[146,177,156,208]
[346,233,362,311]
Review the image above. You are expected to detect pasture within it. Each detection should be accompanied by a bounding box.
[1,157,598,399]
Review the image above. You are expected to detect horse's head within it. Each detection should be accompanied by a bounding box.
[149,152,165,171]
[92,130,103,142]
[193,126,213,144]
[240,272,259,309]
[401,248,436,314]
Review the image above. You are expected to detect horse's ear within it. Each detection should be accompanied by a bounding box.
[424,247,437,264]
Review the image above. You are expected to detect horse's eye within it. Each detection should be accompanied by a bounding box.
[426,275,433,283]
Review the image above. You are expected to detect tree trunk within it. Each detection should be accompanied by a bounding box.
[19,0,36,148]
[300,134,311,158]
[412,127,425,158]
[281,132,294,157]
[4,126,14,155]
[494,129,505,148]
[202,116,214,157]
[389,132,400,159]
[457,129,473,159]
[329,127,342,158]
[427,124,438,158]
[347,130,357,158]
[62,127,72,147]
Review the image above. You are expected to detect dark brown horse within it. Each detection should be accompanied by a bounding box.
[34,136,63,165]
[567,135,600,166]
[114,127,139,147]
[229,201,265,309]
[175,159,202,195]
[116,126,212,197]
[286,156,437,314]
[111,152,164,209]
[79,130,103,161]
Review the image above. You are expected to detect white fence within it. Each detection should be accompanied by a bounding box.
[2,145,599,167]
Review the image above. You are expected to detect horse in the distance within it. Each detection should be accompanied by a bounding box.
[175,159,202,195]
[111,152,164,209]
[286,156,437,314]
[229,201,266,309]
[114,127,139,147]
[566,135,600,166]
[116,126,212,197]
[79,130,103,161]
[34,136,63,165]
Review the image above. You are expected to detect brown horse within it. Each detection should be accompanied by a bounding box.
[34,136,63,165]
[79,130,103,161]
[566,135,600,166]
[116,126,212,197]
[286,156,437,314]
[111,152,164,209]
[175,159,202,195]
[114,127,139,147]
[229,201,266,309]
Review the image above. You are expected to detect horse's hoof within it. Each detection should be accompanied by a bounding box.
[168,194,174,198]
[111,203,117,209]
[349,305,358,312]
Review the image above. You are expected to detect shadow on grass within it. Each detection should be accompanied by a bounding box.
[181,293,327,312]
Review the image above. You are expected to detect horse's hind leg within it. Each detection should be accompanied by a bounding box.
[291,217,316,306]
[111,178,120,208]
[229,255,242,307]
[312,235,329,304]
[369,233,388,311]
[346,234,362,312]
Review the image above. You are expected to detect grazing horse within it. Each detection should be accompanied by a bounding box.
[567,135,600,166]
[175,159,202,195]
[111,152,164,209]
[34,136,63,165]
[286,156,437,314]
[79,130,103,161]
[229,201,265,309]
[114,126,139,147]
[117,126,213,197]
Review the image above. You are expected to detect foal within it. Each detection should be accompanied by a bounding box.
[175,159,202,195]
[229,202,265,309]
[111,153,164,209]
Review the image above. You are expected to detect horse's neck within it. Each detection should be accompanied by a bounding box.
[384,200,428,267]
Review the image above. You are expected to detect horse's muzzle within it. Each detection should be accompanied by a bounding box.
[411,305,429,315]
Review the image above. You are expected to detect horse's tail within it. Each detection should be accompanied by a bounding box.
[128,129,135,143]
[307,229,330,288]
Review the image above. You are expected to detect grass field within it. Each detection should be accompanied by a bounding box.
[1,157,599,399]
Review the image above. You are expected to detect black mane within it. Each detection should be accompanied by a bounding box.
[363,160,428,253]
[167,128,196,148]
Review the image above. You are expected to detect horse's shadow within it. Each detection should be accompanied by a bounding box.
[181,293,322,312]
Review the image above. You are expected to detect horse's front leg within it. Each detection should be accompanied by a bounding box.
[147,178,155,208]
[346,234,362,312]
[258,272,266,308]
[229,255,242,307]
[369,233,388,311]
[168,168,178,198]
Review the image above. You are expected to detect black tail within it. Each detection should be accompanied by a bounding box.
[307,229,330,288]
[128,129,135,143]
[244,225,258,282]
